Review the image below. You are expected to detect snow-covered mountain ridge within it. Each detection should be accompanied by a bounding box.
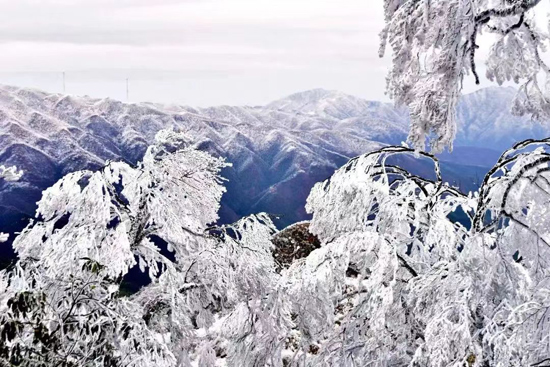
[0,85,402,232]
[0,85,548,255]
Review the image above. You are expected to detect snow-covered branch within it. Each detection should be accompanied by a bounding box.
[381,0,550,152]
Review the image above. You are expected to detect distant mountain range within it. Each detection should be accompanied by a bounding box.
[0,85,548,263]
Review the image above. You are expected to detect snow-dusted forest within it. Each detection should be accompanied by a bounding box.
[3,0,550,366]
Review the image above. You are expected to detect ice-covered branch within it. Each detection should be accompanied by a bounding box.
[381,0,549,152]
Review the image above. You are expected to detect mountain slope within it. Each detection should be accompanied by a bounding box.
[0,86,387,238]
[0,85,548,265]
[455,87,549,151]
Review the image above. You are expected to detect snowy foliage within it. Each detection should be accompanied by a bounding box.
[381,0,550,152]
[0,130,279,366]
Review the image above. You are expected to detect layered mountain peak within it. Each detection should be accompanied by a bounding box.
[268,88,339,107]
[455,86,549,150]
[267,88,375,119]
[463,86,517,100]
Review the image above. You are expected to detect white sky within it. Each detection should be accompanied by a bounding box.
[0,0,547,106]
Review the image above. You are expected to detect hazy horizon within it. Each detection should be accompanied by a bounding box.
[0,0,543,107]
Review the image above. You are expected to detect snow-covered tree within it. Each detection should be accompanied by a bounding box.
[381,0,550,152]
[0,130,280,366]
[273,141,550,366]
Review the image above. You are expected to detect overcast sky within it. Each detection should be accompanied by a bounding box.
[0,0,546,106]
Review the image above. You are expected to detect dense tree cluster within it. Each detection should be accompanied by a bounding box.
[1,129,550,365]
